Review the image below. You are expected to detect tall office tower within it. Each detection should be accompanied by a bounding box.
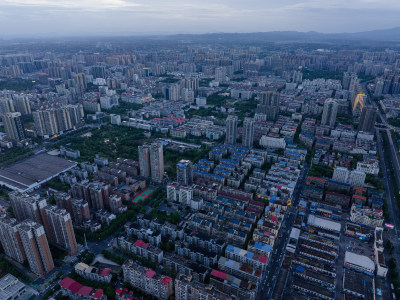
[2,112,26,141]
[257,92,280,121]
[215,67,227,83]
[176,160,193,186]
[12,95,31,115]
[352,94,367,117]
[0,217,26,264]
[138,144,151,178]
[17,220,54,276]
[74,73,87,94]
[33,109,58,137]
[242,117,255,148]
[45,206,78,255]
[150,142,164,183]
[0,98,14,114]
[358,105,377,133]
[321,99,339,127]
[225,115,238,145]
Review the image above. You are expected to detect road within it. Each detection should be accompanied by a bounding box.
[376,128,400,299]
[257,162,311,300]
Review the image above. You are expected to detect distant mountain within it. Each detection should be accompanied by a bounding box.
[164,27,400,43]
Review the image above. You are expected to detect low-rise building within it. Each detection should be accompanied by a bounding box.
[122,259,173,300]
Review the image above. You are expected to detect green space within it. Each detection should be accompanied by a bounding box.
[132,188,155,203]
[164,147,209,178]
[0,147,33,167]
[388,118,400,128]
[51,125,150,162]
[308,164,334,178]
[45,178,70,193]
[75,188,162,242]
[159,77,180,83]
[233,98,258,117]
[103,101,143,115]
[185,107,226,120]
[0,257,31,283]
[302,70,343,81]
[199,78,213,87]
[206,92,228,106]
[0,78,39,91]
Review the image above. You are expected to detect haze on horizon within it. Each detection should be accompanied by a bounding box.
[0,0,399,37]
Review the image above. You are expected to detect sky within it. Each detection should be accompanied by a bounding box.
[0,0,399,37]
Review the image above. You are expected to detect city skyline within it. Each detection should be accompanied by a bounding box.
[0,0,399,36]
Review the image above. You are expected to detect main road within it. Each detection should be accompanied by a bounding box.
[257,162,311,300]
[376,128,400,299]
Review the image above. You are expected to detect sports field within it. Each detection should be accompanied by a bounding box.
[132,188,155,203]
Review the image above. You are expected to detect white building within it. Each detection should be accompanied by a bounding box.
[356,159,379,175]
[166,183,193,204]
[110,114,121,125]
[344,251,375,275]
[348,170,366,187]
[260,135,286,149]
[332,166,349,183]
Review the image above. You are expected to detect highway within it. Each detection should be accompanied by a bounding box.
[257,162,311,300]
[376,128,400,299]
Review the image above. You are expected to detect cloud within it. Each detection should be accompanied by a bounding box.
[0,0,398,36]
[0,0,142,10]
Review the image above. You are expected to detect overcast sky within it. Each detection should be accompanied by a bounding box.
[0,0,399,36]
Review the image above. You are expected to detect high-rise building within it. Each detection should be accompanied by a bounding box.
[358,105,377,133]
[74,73,87,94]
[138,144,151,178]
[71,199,91,225]
[215,67,228,83]
[33,106,80,137]
[91,65,106,79]
[0,98,14,114]
[139,142,164,183]
[9,192,49,230]
[12,95,31,115]
[45,206,78,255]
[257,92,280,121]
[17,220,54,276]
[9,192,53,247]
[150,142,164,183]
[163,84,180,101]
[352,94,367,117]
[33,109,59,137]
[321,99,339,127]
[2,112,26,141]
[225,115,238,145]
[0,217,26,264]
[56,107,72,132]
[242,117,254,148]
[176,160,193,186]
